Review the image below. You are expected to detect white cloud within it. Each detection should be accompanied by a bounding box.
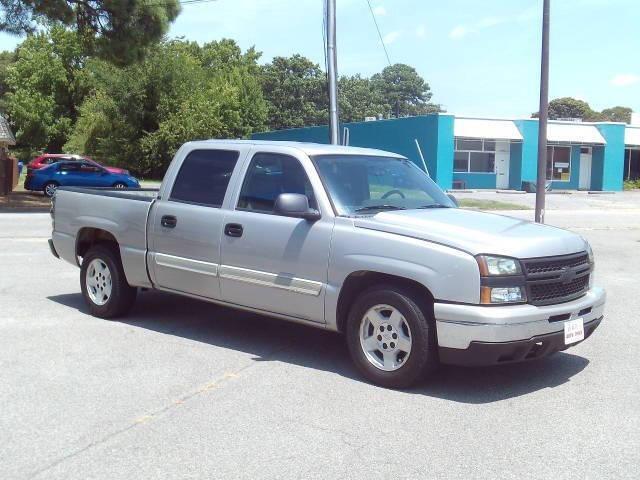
[450,15,509,40]
[610,74,640,87]
[415,25,426,38]
[382,31,401,45]
[477,16,505,28]
[372,5,386,16]
[449,25,469,40]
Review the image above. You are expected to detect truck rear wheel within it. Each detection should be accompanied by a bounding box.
[80,244,137,318]
[346,284,438,388]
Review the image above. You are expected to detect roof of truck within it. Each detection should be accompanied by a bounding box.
[195,139,406,158]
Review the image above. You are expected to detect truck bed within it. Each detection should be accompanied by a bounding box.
[52,187,159,288]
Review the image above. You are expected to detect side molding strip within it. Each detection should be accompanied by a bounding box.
[154,253,219,277]
[219,265,323,296]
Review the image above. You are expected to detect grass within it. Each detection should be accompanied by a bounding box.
[458,198,531,210]
[623,179,640,190]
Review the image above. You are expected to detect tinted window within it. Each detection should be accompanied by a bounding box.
[80,162,102,173]
[238,153,316,213]
[170,149,239,207]
[59,162,81,172]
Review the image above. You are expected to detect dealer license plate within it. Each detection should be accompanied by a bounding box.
[564,318,585,345]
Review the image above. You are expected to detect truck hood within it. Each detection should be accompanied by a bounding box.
[354,208,587,258]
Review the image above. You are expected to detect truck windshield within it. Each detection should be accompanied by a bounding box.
[312,154,455,216]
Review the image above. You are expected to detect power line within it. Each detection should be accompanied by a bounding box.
[365,0,391,66]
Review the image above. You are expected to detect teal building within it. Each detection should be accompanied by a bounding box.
[252,114,640,192]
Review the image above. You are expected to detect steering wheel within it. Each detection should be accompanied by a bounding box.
[381,189,406,200]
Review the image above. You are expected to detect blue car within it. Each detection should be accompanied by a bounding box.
[25,160,140,197]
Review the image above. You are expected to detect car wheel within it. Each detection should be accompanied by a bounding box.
[43,182,59,198]
[80,244,137,319]
[113,182,127,189]
[346,284,438,388]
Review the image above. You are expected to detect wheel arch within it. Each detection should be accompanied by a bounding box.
[76,227,120,260]
[336,270,435,334]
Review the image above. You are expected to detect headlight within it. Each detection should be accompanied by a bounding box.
[481,286,526,304]
[476,255,522,276]
[477,255,526,304]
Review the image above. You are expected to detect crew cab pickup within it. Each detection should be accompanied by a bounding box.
[49,140,606,388]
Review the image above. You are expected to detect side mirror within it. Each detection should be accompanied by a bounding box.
[447,193,459,207]
[274,193,321,221]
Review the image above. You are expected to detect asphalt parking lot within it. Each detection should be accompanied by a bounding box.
[1,194,639,479]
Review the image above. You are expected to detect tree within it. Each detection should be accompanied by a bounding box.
[338,74,387,123]
[599,106,632,124]
[532,97,597,121]
[66,39,267,176]
[6,27,89,152]
[532,97,634,123]
[0,0,180,64]
[260,55,328,130]
[0,50,15,113]
[371,63,441,117]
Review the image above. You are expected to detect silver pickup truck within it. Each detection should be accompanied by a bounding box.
[49,140,605,388]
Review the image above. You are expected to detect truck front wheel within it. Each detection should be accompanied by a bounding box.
[346,285,438,388]
[80,244,137,318]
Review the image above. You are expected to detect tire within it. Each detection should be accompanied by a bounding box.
[113,182,127,189]
[43,181,59,198]
[346,284,438,388]
[80,244,137,319]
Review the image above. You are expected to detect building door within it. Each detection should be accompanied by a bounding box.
[579,147,592,190]
[495,141,510,189]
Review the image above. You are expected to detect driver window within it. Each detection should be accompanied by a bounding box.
[80,163,101,173]
[238,153,316,214]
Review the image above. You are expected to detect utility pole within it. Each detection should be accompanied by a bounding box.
[326,0,340,145]
[535,0,550,223]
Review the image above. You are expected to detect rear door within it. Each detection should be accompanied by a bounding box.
[218,148,334,323]
[147,146,248,300]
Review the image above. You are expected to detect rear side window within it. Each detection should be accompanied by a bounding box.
[59,162,81,172]
[237,152,316,214]
[170,149,239,207]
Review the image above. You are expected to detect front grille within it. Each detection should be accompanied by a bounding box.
[524,253,589,275]
[523,252,592,306]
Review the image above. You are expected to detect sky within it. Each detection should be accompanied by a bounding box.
[1,0,639,118]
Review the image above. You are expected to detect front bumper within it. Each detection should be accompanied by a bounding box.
[48,238,60,259]
[435,287,605,366]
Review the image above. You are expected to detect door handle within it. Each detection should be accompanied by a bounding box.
[161,215,177,228]
[224,223,243,238]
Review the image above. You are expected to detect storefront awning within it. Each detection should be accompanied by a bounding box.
[547,122,605,144]
[454,118,523,141]
[625,127,640,147]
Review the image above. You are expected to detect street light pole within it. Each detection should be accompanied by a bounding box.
[326,0,340,145]
[535,0,550,223]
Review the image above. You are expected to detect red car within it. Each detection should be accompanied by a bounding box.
[27,154,129,175]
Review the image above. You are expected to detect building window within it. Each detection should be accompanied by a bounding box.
[454,138,496,173]
[546,145,571,181]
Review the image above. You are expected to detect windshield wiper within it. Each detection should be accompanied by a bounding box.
[415,204,451,209]
[355,205,407,213]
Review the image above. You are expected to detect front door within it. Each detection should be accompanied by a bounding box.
[579,147,592,190]
[219,151,333,323]
[495,141,510,189]
[148,148,244,300]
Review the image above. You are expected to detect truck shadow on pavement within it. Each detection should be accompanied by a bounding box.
[48,290,590,405]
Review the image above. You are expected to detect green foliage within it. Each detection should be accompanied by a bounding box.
[600,106,632,123]
[0,50,15,113]
[338,74,387,122]
[260,54,328,131]
[623,179,640,190]
[0,0,180,65]
[533,98,633,124]
[371,63,442,117]
[6,27,89,152]
[66,39,267,176]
